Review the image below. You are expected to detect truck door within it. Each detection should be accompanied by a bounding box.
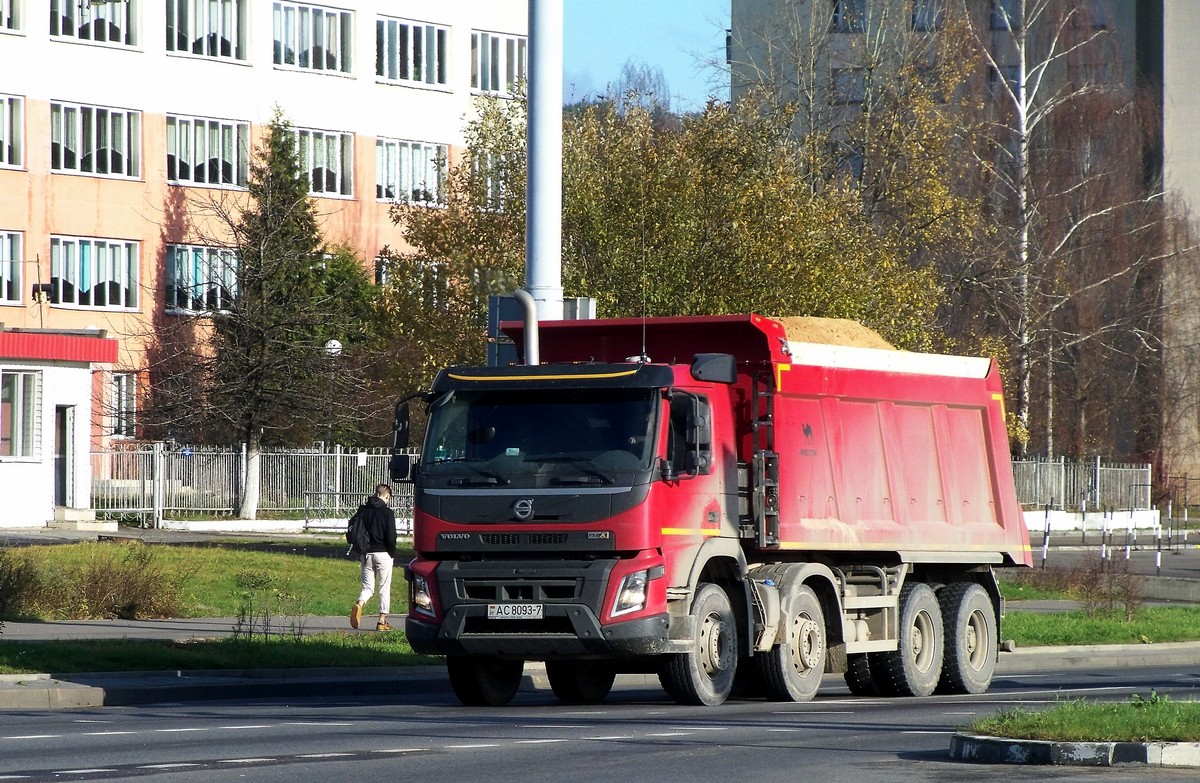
[658,391,727,578]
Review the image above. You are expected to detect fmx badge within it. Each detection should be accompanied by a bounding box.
[513,498,534,521]
[587,531,612,540]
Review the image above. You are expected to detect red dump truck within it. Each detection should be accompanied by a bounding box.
[395,314,1031,707]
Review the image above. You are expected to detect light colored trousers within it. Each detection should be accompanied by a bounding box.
[357,552,394,615]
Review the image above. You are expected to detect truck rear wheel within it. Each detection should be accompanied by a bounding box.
[658,583,738,706]
[446,656,524,707]
[869,583,943,697]
[546,660,617,704]
[937,583,997,694]
[757,585,825,702]
[844,653,877,696]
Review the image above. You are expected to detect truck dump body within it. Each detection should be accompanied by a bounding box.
[505,313,1031,567]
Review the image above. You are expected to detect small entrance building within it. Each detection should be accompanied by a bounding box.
[0,327,118,528]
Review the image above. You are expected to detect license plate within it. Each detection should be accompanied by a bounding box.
[487,603,544,620]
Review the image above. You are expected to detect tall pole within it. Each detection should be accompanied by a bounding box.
[525,0,564,321]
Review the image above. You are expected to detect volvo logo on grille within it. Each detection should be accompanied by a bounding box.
[439,533,471,540]
[512,498,534,520]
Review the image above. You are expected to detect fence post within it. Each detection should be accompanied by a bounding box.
[335,444,343,514]
[152,442,164,530]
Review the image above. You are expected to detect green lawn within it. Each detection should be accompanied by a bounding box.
[1003,606,1200,647]
[970,694,1200,742]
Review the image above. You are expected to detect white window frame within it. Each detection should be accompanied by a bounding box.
[110,371,136,438]
[49,235,139,310]
[51,101,141,179]
[1,230,20,304]
[2,0,22,33]
[376,17,448,86]
[376,138,447,205]
[294,127,353,196]
[273,1,353,74]
[50,0,138,46]
[167,114,250,188]
[167,0,248,60]
[471,30,527,97]
[1,93,21,168]
[165,243,237,313]
[0,369,40,459]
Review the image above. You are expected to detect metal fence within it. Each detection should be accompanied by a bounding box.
[92,445,1156,527]
[91,444,415,529]
[1011,457,1153,511]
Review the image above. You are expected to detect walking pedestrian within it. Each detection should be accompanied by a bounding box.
[350,483,398,631]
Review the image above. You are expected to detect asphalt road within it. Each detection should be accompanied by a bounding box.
[3,663,1198,783]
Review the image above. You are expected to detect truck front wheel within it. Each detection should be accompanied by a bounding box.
[758,585,825,702]
[546,660,617,705]
[937,582,997,694]
[869,583,944,697]
[658,583,738,706]
[446,656,524,707]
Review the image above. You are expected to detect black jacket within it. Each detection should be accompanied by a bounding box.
[359,496,397,559]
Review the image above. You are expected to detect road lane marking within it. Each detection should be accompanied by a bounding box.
[516,739,567,744]
[218,759,276,764]
[592,736,633,740]
[373,748,428,754]
[285,722,353,727]
[3,735,62,740]
[520,724,588,729]
[137,763,201,769]
[297,753,354,758]
[55,770,116,775]
[82,731,137,736]
[155,728,207,733]
[448,743,500,749]
[646,732,691,737]
[217,724,273,730]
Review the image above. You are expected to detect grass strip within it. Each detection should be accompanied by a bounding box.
[1004,606,1200,647]
[970,695,1200,742]
[0,631,437,675]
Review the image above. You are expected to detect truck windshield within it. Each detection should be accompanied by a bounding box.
[422,387,659,485]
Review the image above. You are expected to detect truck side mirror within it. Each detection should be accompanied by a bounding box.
[390,453,414,482]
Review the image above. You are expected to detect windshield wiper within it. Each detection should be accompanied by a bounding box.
[432,458,510,485]
[533,456,615,485]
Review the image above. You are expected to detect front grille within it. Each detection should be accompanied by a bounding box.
[528,533,568,545]
[460,578,581,601]
[480,533,521,545]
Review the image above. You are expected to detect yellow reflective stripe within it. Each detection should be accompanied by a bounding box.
[775,362,791,390]
[662,528,721,537]
[448,368,642,382]
[992,392,1007,419]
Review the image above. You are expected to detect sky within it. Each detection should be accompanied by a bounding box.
[562,0,731,111]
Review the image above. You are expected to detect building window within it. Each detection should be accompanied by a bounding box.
[471,30,527,97]
[165,244,237,313]
[50,102,141,179]
[273,1,353,74]
[376,138,447,204]
[110,372,136,438]
[1,94,21,168]
[830,0,865,33]
[167,115,249,187]
[50,0,138,45]
[988,64,1020,97]
[0,369,39,458]
[1,230,19,304]
[832,68,866,104]
[376,17,448,86]
[911,0,942,31]
[49,235,139,310]
[990,0,1020,30]
[294,127,353,196]
[2,0,22,32]
[167,0,248,60]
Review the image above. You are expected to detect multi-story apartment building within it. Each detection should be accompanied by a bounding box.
[730,1,1200,481]
[0,0,528,524]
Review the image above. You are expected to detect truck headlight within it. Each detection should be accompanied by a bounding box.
[611,569,649,618]
[411,574,435,617]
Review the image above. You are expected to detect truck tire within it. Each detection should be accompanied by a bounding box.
[869,583,943,697]
[546,660,617,705]
[844,653,877,696]
[446,656,524,707]
[658,583,738,706]
[757,585,825,702]
[937,582,997,695]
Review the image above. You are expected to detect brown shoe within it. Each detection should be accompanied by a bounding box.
[376,620,393,632]
[350,601,363,629]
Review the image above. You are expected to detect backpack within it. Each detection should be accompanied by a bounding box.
[345,506,371,557]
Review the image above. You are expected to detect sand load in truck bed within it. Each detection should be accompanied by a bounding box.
[775,316,896,351]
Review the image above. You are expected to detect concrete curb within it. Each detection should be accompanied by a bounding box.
[950,733,1200,768]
